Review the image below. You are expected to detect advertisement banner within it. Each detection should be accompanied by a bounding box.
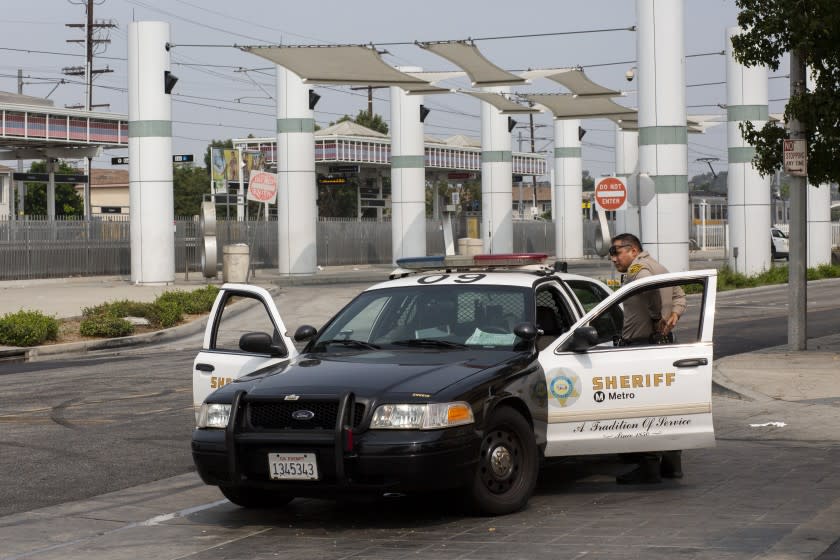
[210,148,266,186]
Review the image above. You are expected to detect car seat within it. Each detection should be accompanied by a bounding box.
[536,306,563,351]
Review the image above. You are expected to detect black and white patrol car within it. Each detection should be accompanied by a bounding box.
[191,253,718,515]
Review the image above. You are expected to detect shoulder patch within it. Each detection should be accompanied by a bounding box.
[628,263,643,274]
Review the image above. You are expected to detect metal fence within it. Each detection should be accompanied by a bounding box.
[4,216,834,281]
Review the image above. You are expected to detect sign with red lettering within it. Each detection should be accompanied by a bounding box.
[594,177,627,211]
[247,171,278,203]
[783,139,807,177]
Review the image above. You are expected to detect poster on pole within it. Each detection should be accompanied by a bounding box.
[247,170,278,204]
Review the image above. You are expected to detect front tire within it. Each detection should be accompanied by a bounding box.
[466,407,538,516]
[220,485,294,508]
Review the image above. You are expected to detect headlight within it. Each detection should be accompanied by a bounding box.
[196,403,231,429]
[370,402,474,430]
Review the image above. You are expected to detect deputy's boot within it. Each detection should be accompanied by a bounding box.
[616,454,662,484]
[660,450,683,479]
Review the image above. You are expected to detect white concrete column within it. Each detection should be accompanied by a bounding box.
[614,126,640,236]
[276,65,317,275]
[390,67,426,262]
[806,70,831,268]
[636,0,689,272]
[553,119,583,259]
[480,86,513,254]
[128,21,175,285]
[726,26,771,275]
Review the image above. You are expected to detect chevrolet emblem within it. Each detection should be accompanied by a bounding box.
[284,394,300,401]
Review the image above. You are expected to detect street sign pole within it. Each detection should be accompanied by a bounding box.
[788,50,808,351]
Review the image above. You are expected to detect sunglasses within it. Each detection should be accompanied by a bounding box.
[608,244,632,256]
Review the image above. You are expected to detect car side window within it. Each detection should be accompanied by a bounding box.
[211,293,283,354]
[566,279,612,313]
[583,279,705,348]
[535,286,576,351]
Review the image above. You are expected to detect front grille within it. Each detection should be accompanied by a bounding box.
[247,401,365,430]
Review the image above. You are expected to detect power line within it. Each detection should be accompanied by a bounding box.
[0,45,124,61]
[376,26,636,46]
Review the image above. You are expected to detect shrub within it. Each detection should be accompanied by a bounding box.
[80,314,134,338]
[83,300,154,319]
[0,310,59,347]
[146,299,183,329]
[185,285,220,313]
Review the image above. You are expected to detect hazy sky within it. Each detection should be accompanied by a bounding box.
[2,0,790,178]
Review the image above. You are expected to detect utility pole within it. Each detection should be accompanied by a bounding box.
[788,50,808,350]
[64,1,115,111]
[65,0,117,219]
[517,131,524,217]
[16,70,24,219]
[529,112,537,217]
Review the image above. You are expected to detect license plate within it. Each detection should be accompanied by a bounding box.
[268,452,318,480]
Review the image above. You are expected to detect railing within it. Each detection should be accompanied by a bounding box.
[1,217,836,281]
[0,104,128,146]
[234,136,547,175]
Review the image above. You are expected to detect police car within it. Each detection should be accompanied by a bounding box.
[191,253,717,515]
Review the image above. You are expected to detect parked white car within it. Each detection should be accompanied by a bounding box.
[771,227,790,260]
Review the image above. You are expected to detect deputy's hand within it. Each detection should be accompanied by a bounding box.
[658,312,679,335]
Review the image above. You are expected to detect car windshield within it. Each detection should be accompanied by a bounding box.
[310,284,532,352]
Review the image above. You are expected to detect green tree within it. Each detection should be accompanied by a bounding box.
[173,165,210,216]
[318,182,357,217]
[731,0,840,184]
[336,110,389,135]
[18,160,84,217]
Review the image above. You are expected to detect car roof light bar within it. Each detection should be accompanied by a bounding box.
[394,253,549,271]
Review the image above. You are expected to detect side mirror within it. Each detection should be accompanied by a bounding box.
[562,326,599,353]
[294,325,317,342]
[513,322,538,341]
[239,331,284,355]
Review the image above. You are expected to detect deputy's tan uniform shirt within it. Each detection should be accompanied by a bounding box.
[620,251,687,341]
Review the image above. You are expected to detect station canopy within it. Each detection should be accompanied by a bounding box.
[523,93,637,121]
[520,68,621,97]
[240,45,450,93]
[416,41,526,87]
[240,44,724,134]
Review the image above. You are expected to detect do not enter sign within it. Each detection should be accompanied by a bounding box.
[247,171,278,204]
[594,177,627,211]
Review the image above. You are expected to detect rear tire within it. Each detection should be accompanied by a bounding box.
[465,407,538,516]
[220,485,294,508]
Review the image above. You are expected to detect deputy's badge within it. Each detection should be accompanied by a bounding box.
[628,263,643,275]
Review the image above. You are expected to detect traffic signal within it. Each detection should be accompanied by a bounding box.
[164,70,178,94]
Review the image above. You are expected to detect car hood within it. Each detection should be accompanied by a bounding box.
[232,348,517,398]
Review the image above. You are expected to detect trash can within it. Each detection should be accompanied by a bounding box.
[458,238,484,256]
[222,243,250,283]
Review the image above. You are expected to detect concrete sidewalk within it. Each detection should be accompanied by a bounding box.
[1,260,838,406]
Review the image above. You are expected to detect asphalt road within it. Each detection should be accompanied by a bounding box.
[1,280,839,519]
